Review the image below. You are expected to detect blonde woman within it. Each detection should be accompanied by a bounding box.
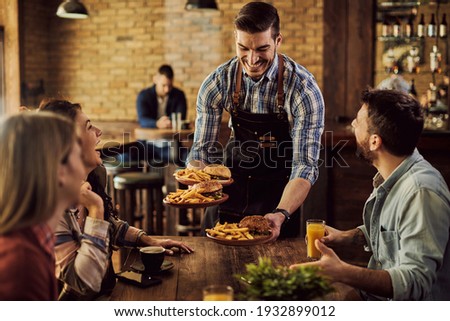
[0,112,87,300]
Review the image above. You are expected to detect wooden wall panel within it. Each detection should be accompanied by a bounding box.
[346,0,375,115]
[0,0,20,115]
[323,0,348,121]
[323,0,375,121]
[328,148,376,230]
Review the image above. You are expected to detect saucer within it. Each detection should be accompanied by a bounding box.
[131,260,174,274]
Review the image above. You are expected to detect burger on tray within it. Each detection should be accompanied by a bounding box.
[191,180,223,200]
[174,164,232,185]
[202,164,232,182]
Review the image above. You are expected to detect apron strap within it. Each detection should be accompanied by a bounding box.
[277,54,285,113]
[232,54,285,116]
[232,62,243,115]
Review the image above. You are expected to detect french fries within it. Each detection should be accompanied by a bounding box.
[165,188,214,204]
[174,168,211,183]
[206,222,255,241]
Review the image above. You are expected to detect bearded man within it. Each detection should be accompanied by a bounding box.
[291,88,450,300]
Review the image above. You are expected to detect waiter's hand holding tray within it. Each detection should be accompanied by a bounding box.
[164,180,229,208]
[206,216,272,246]
[173,164,234,186]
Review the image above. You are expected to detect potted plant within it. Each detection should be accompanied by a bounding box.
[235,257,333,301]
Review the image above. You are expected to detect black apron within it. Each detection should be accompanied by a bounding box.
[217,54,300,237]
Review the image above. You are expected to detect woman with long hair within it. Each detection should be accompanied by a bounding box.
[39,99,193,300]
[0,112,86,300]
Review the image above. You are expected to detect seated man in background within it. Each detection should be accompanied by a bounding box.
[135,64,188,165]
[291,88,450,300]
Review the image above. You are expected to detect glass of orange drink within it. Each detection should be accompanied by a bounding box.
[306,219,326,260]
[202,285,234,301]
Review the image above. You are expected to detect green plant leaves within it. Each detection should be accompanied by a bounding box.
[235,257,333,301]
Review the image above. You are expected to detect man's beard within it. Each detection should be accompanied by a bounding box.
[355,137,375,164]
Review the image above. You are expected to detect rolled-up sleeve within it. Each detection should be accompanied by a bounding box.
[357,224,372,252]
[108,214,145,248]
[289,75,324,184]
[186,72,224,165]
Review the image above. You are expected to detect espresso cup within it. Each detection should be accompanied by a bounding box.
[139,246,165,273]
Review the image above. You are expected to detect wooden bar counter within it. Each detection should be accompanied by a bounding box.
[109,236,364,301]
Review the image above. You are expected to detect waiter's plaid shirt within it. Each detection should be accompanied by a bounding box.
[187,54,324,185]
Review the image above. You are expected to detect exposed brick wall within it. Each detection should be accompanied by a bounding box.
[20,0,324,122]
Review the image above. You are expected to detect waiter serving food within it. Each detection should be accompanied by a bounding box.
[186,1,324,241]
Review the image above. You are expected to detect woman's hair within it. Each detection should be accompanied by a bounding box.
[87,167,117,221]
[38,98,82,121]
[0,112,76,234]
[38,98,115,220]
[234,2,280,40]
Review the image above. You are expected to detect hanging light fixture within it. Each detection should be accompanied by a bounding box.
[56,0,89,19]
[185,0,219,10]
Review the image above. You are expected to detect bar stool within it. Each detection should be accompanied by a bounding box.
[175,208,203,236]
[103,159,142,206]
[113,172,165,235]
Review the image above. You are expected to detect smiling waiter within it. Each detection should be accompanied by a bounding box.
[187,1,324,241]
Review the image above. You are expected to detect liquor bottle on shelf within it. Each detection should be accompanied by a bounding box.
[427,13,437,38]
[430,45,442,74]
[439,13,447,38]
[417,14,425,38]
[409,79,417,98]
[382,16,391,37]
[393,17,401,37]
[428,82,437,108]
[406,15,414,37]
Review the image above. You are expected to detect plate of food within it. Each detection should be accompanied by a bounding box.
[164,181,229,208]
[173,168,211,185]
[174,164,233,186]
[206,216,272,246]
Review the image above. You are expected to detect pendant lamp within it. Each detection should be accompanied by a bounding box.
[185,0,219,10]
[56,0,89,19]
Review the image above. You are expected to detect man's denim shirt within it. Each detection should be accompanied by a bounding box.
[358,149,450,300]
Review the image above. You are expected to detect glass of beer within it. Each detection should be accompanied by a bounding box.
[306,219,326,260]
[202,285,234,301]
